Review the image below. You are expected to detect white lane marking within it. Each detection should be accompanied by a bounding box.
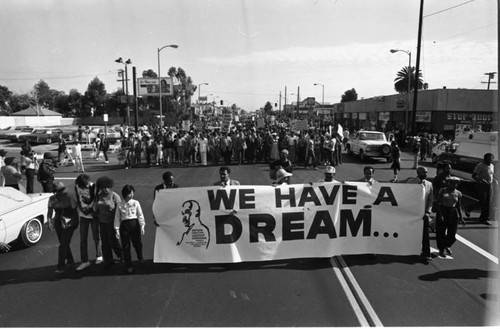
[457,234,498,264]
[54,177,78,180]
[336,256,384,327]
[329,258,370,327]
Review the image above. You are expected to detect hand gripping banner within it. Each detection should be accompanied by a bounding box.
[152,182,424,263]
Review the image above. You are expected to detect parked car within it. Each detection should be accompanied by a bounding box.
[0,187,52,247]
[5,127,37,142]
[19,128,64,144]
[431,141,457,164]
[0,126,31,139]
[346,130,392,162]
[436,131,498,172]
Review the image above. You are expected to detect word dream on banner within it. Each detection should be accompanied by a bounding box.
[152,183,425,264]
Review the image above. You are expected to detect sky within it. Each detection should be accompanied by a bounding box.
[0,0,497,112]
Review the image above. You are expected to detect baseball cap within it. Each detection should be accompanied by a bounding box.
[54,181,66,191]
[280,149,289,155]
[325,166,336,174]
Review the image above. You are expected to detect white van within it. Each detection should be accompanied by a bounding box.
[437,131,498,171]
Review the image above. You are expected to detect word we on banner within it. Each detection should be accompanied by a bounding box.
[152,183,425,264]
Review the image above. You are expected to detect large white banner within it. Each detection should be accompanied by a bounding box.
[153,183,424,264]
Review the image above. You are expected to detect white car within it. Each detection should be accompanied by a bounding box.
[0,187,52,247]
[431,141,456,164]
[346,130,392,162]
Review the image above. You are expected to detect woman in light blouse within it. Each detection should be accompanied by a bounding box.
[114,185,145,273]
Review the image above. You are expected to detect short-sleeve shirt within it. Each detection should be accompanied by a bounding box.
[437,188,462,208]
[473,162,494,184]
[48,192,78,219]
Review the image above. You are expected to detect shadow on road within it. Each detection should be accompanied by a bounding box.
[0,257,334,287]
[418,268,490,281]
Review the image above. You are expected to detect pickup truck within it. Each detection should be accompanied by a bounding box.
[346,130,392,162]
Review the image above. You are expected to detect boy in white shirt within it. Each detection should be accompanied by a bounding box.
[114,185,145,273]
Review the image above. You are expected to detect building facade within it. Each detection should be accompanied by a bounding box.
[334,89,497,137]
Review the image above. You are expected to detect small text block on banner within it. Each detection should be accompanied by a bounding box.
[152,183,424,264]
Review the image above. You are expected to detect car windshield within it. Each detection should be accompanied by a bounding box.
[360,133,384,140]
[21,128,33,132]
[34,129,49,134]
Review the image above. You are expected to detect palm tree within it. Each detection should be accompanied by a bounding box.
[394,66,424,94]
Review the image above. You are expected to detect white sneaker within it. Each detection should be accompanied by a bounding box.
[105,161,109,164]
[95,257,103,264]
[76,261,91,271]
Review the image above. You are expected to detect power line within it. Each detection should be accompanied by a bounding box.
[424,0,477,18]
[0,71,118,81]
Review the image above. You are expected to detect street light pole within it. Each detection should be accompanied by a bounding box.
[115,57,132,126]
[197,83,208,120]
[157,44,179,127]
[390,49,411,132]
[314,83,324,119]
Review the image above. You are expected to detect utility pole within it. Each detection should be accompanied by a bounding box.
[297,86,300,118]
[481,72,497,90]
[411,0,424,135]
[284,86,287,118]
[278,91,282,119]
[132,66,139,132]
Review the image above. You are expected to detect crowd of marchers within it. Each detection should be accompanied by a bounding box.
[0,122,496,272]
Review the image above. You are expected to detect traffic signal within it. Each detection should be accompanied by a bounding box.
[275,103,278,107]
[220,100,223,105]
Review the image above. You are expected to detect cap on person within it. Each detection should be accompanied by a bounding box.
[280,149,289,155]
[276,169,292,180]
[325,166,336,174]
[54,181,66,191]
[0,149,7,157]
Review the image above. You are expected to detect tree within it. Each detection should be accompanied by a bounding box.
[83,77,107,117]
[33,80,52,108]
[0,85,12,114]
[341,88,358,103]
[68,89,83,117]
[9,93,31,113]
[394,66,424,94]
[263,101,273,115]
[142,69,157,78]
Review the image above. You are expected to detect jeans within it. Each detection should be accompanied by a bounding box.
[79,216,102,262]
[99,222,122,263]
[54,216,76,268]
[119,219,143,266]
[436,206,459,251]
[25,168,35,193]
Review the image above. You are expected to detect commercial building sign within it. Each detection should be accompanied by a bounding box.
[416,111,432,122]
[378,112,390,122]
[446,112,492,122]
[138,77,174,96]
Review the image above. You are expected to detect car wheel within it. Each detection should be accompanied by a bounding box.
[359,150,366,161]
[19,217,43,246]
[381,144,391,155]
[346,145,352,156]
[432,154,437,164]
